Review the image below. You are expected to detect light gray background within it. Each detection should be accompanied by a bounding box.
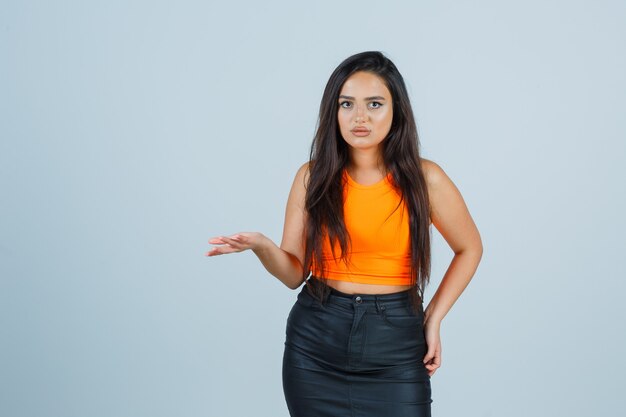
[1,1,624,416]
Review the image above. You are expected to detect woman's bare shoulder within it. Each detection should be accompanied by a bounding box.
[299,160,311,173]
[294,161,311,186]
[419,157,445,187]
[286,161,311,207]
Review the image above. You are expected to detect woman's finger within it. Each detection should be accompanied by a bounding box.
[423,346,434,365]
[206,244,238,256]
[220,236,247,249]
[218,237,241,248]
[231,234,248,243]
[208,234,242,243]
[426,343,442,375]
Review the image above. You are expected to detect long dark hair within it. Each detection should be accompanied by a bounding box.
[302,51,431,314]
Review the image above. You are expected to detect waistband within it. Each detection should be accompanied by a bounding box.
[307,276,415,302]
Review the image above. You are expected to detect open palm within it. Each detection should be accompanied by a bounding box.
[206,232,264,256]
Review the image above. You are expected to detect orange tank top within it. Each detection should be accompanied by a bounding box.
[310,168,412,286]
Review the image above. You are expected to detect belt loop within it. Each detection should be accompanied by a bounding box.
[374,296,383,314]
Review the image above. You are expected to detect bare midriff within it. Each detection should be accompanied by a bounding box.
[322,277,413,295]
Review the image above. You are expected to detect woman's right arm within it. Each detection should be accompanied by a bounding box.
[206,162,310,290]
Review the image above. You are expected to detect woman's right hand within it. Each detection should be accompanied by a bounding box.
[206,232,266,256]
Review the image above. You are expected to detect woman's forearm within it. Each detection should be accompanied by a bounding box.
[252,234,305,290]
[424,248,483,325]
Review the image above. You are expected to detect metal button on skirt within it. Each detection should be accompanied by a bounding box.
[282,278,433,417]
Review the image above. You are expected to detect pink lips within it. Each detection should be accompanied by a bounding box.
[351,127,371,137]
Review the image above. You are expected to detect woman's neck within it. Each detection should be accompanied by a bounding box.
[347,148,386,175]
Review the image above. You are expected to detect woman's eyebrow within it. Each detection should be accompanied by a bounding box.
[338,95,387,101]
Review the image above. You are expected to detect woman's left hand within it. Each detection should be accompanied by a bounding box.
[423,320,442,377]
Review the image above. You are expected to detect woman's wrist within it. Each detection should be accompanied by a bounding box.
[424,307,443,326]
[250,233,270,254]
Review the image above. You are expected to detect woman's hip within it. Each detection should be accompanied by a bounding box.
[284,279,429,375]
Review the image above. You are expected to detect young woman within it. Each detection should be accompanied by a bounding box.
[207,51,483,417]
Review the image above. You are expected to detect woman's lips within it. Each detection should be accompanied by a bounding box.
[351,128,371,137]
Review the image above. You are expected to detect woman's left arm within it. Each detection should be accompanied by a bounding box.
[420,159,483,375]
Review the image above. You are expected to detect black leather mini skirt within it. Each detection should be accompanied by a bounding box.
[282,277,433,417]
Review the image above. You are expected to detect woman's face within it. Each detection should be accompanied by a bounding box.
[337,71,393,153]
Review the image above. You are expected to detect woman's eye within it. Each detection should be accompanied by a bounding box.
[338,101,382,109]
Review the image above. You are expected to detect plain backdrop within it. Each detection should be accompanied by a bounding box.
[1,1,625,416]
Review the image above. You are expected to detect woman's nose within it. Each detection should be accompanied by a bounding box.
[355,105,368,122]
